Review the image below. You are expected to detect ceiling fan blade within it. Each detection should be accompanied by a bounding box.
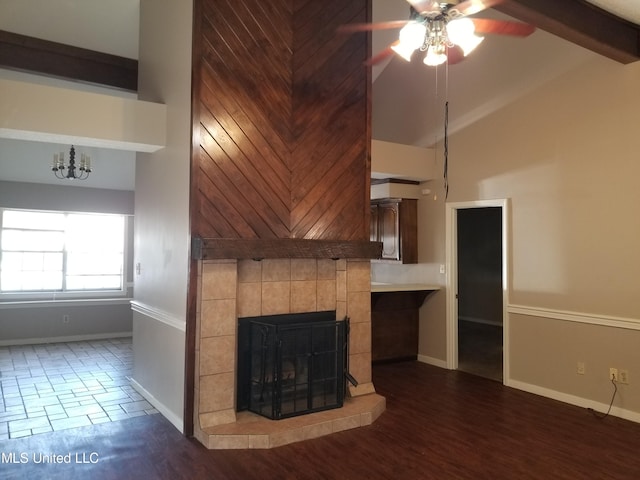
[450,0,504,16]
[446,45,466,65]
[364,41,400,66]
[405,1,441,15]
[337,20,409,34]
[472,18,535,37]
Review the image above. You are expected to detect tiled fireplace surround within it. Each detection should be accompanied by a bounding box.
[193,257,386,449]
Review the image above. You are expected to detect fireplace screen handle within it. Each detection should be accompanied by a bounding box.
[345,371,358,387]
[344,316,358,387]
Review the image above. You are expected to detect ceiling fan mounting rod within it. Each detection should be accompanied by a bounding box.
[421,18,452,52]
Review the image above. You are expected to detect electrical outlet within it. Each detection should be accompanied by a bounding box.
[619,369,629,384]
[439,264,446,274]
[577,362,585,375]
[609,367,618,381]
[62,314,70,324]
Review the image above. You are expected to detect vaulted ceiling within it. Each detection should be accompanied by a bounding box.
[369,0,640,146]
[0,0,639,186]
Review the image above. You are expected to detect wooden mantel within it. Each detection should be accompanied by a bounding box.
[192,237,382,261]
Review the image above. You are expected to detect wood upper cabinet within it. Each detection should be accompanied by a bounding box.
[370,198,418,264]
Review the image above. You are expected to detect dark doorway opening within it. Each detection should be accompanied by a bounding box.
[457,207,503,381]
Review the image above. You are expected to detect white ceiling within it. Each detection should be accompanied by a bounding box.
[0,0,139,59]
[370,0,640,146]
[371,5,598,146]
[0,138,136,190]
[584,1,640,24]
[0,0,638,188]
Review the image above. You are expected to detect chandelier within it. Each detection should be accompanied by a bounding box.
[51,145,92,180]
[391,15,484,66]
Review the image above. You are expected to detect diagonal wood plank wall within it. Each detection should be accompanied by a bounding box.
[191,0,371,242]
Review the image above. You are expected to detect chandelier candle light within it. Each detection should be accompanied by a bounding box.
[52,145,92,180]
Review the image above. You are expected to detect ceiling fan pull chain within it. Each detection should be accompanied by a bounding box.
[444,100,449,200]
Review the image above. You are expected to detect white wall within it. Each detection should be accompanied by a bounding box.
[131,0,193,433]
[371,140,436,181]
[419,56,640,419]
[0,77,166,151]
[0,301,132,346]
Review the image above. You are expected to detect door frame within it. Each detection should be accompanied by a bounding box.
[445,199,510,384]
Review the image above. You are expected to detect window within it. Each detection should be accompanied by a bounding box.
[0,209,126,294]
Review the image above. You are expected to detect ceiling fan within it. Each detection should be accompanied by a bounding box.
[339,0,536,66]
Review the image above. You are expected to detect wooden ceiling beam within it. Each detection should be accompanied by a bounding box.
[495,0,640,64]
[0,30,138,91]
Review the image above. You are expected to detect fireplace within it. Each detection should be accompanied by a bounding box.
[187,0,377,450]
[192,254,385,449]
[237,311,348,420]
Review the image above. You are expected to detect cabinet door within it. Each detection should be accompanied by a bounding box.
[378,202,400,261]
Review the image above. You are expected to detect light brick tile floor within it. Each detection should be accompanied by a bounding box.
[0,337,158,439]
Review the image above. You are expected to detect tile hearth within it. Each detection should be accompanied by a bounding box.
[196,393,386,449]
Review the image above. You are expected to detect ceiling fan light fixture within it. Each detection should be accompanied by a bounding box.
[446,17,484,56]
[423,46,447,66]
[445,17,475,42]
[343,1,536,69]
[399,21,427,48]
[457,34,484,56]
[391,21,427,61]
[391,42,417,61]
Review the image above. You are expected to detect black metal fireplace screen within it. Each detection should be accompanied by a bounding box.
[237,311,349,420]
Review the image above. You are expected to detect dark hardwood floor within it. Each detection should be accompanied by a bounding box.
[3,361,640,479]
[458,320,503,382]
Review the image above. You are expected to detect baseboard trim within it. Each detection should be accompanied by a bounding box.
[129,377,184,433]
[507,378,640,424]
[130,300,186,332]
[0,332,132,347]
[417,354,448,369]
